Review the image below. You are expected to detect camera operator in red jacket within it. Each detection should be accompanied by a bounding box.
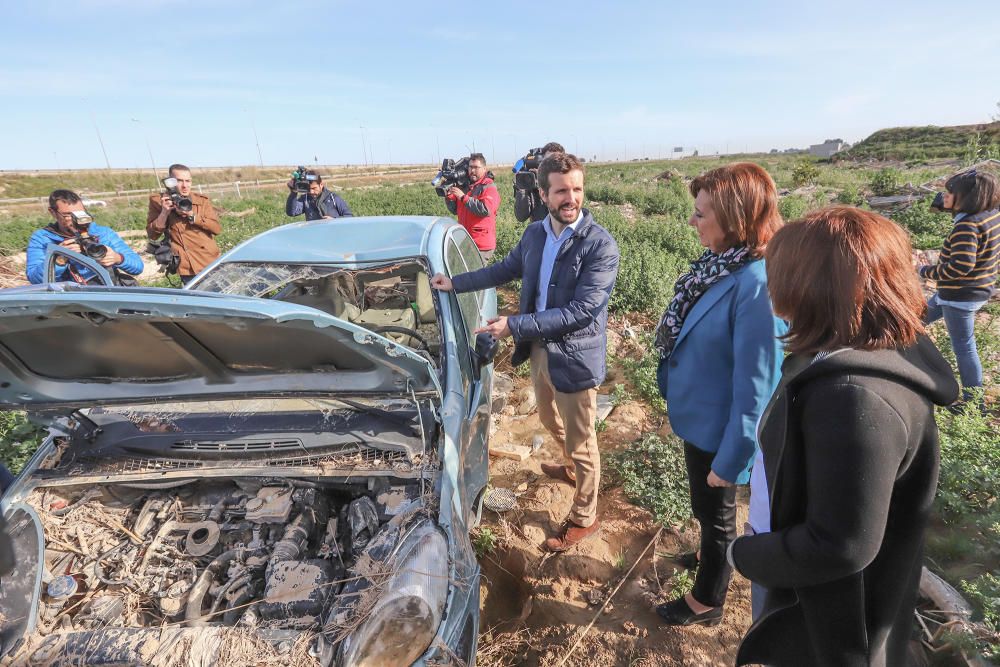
[445,153,500,262]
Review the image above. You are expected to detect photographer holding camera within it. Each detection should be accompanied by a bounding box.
[919,169,1000,412]
[514,142,564,223]
[285,168,353,221]
[147,164,221,285]
[444,153,500,262]
[26,189,144,285]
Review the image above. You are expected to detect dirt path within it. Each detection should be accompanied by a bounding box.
[478,313,752,666]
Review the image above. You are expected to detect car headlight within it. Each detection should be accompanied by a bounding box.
[339,521,449,666]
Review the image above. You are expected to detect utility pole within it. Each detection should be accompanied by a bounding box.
[360,126,369,170]
[249,110,264,167]
[131,118,159,189]
[90,111,112,170]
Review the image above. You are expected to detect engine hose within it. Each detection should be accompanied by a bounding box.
[208,493,248,522]
[222,586,255,626]
[269,510,315,567]
[184,549,238,626]
[50,489,102,516]
[209,572,253,617]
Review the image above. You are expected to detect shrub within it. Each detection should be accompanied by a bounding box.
[640,179,694,218]
[779,194,810,222]
[586,184,627,205]
[791,160,820,187]
[890,196,952,249]
[934,405,1000,519]
[835,183,864,206]
[868,168,902,196]
[607,434,692,526]
[611,243,687,314]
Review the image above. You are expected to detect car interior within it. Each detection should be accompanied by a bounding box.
[273,263,442,363]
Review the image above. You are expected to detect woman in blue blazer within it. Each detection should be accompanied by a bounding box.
[653,163,786,626]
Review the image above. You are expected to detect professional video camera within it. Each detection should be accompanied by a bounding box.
[512,147,546,190]
[70,211,109,261]
[162,176,194,215]
[292,166,320,194]
[432,157,471,197]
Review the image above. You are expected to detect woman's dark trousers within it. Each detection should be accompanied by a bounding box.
[684,441,738,608]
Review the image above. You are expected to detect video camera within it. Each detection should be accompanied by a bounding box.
[432,157,472,197]
[292,166,320,194]
[513,147,546,191]
[70,211,109,262]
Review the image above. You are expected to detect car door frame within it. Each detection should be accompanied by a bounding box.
[442,228,493,524]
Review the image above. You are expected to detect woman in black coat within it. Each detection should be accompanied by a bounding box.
[730,207,960,667]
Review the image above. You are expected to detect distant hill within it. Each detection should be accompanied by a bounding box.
[838,121,1000,162]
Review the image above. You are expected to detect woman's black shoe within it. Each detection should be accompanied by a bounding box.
[677,551,699,570]
[655,596,723,626]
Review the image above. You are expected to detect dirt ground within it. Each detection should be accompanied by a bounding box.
[477,310,752,667]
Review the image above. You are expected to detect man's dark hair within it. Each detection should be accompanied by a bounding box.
[306,169,323,183]
[168,163,191,176]
[946,170,1000,214]
[538,153,584,192]
[469,153,486,165]
[48,189,81,211]
[541,142,565,154]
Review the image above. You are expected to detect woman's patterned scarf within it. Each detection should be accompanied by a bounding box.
[654,245,753,359]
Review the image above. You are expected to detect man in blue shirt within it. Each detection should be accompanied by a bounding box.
[26,190,144,285]
[285,170,353,221]
[430,153,620,552]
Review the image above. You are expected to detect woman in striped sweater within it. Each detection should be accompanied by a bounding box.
[918,169,1000,410]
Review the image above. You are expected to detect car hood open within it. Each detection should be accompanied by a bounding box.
[0,285,441,413]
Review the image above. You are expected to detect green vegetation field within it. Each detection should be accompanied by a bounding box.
[0,151,997,660]
[840,121,1000,162]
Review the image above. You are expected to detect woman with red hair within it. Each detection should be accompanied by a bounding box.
[653,163,786,625]
[730,207,959,666]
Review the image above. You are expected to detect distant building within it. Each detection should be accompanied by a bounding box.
[809,138,851,158]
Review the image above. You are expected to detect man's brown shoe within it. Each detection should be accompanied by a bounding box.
[540,463,576,486]
[544,519,600,552]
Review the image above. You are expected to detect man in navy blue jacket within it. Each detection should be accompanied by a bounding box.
[432,153,620,551]
[285,170,353,221]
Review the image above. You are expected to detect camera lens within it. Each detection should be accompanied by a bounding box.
[79,238,108,260]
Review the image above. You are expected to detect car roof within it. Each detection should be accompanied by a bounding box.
[217,215,459,266]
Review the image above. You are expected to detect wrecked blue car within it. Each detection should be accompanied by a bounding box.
[0,216,497,665]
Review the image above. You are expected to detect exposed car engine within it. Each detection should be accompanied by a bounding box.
[4,478,424,664]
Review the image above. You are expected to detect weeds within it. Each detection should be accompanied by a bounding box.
[610,383,630,407]
[0,412,46,475]
[607,434,691,526]
[472,526,499,559]
[667,568,695,597]
[620,333,663,412]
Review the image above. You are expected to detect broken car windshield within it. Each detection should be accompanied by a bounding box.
[191,261,442,360]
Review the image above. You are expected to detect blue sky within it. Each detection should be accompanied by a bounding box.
[2,0,998,169]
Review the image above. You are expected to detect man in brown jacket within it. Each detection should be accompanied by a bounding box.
[147,163,221,284]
